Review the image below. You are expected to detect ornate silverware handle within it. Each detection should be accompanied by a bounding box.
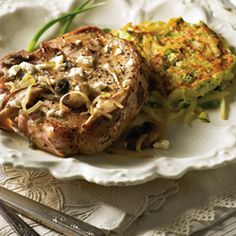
[0,186,105,236]
[0,199,40,236]
[190,209,236,236]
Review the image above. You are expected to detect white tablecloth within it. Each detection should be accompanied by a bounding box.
[1,163,236,235]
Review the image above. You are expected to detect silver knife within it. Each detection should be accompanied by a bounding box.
[0,186,105,236]
[190,209,236,236]
[0,199,40,236]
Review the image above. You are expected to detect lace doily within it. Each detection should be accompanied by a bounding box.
[154,192,236,235]
[122,162,236,236]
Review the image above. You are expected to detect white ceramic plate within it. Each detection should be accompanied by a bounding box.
[1,0,236,186]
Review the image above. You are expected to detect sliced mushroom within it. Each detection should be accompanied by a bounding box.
[61,91,90,109]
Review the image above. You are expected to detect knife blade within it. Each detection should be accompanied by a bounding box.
[0,186,105,236]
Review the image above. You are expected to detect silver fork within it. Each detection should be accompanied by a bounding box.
[0,186,105,236]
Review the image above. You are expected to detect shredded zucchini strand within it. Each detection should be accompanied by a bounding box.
[142,106,162,124]
[220,97,229,120]
[168,109,185,122]
[198,91,230,105]
[183,98,197,125]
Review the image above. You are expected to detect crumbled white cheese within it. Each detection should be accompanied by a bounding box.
[114,47,123,56]
[35,63,52,70]
[40,106,49,114]
[74,85,81,91]
[45,126,54,133]
[75,39,82,46]
[103,63,110,70]
[8,99,18,107]
[37,76,47,82]
[153,139,170,150]
[46,109,64,118]
[8,61,35,77]
[90,81,108,92]
[68,67,83,77]
[111,72,120,84]
[122,79,131,87]
[49,78,56,85]
[56,110,65,117]
[19,62,35,74]
[76,55,93,66]
[8,92,26,107]
[175,61,183,67]
[8,65,21,77]
[127,58,135,67]
[50,55,66,70]
[0,93,6,107]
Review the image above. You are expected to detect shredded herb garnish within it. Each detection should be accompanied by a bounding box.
[27,0,105,52]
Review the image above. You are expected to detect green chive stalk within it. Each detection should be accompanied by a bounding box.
[59,0,93,36]
[27,0,105,52]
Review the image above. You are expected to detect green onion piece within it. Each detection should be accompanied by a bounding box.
[220,97,229,120]
[24,101,44,115]
[12,75,36,92]
[198,111,210,123]
[59,0,92,35]
[59,16,75,36]
[27,1,105,52]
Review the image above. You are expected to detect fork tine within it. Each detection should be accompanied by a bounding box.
[0,199,40,236]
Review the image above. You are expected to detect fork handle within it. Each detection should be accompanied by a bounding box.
[0,199,40,236]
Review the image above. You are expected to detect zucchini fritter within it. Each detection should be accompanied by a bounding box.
[114,18,236,107]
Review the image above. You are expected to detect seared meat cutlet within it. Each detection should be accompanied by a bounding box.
[0,26,149,156]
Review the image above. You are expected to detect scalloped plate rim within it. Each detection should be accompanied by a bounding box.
[1,126,236,186]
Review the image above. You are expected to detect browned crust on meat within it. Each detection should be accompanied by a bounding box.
[0,26,149,156]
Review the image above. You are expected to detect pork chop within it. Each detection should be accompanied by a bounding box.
[0,26,149,156]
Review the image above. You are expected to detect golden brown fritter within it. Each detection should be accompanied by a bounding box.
[113,18,235,105]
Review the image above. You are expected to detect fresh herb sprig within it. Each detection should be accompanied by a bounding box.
[59,0,92,36]
[27,0,105,52]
